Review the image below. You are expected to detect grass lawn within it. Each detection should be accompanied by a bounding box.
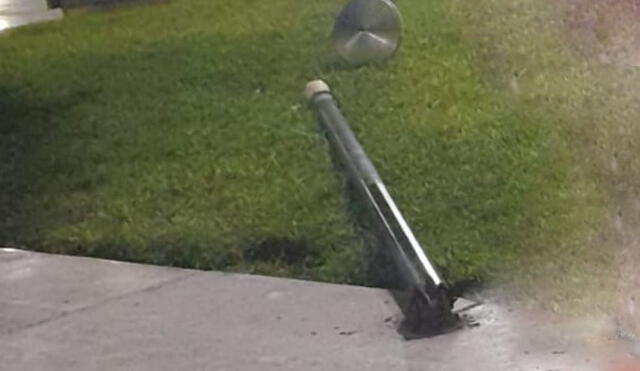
[1,0,636,296]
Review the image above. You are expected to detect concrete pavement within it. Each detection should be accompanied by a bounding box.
[0,0,62,32]
[0,248,632,370]
[1,248,407,370]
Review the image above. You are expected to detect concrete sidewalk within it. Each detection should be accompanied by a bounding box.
[1,248,407,370]
[0,0,62,32]
[0,248,630,370]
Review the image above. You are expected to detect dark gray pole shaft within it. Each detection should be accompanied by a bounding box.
[309,90,444,293]
[313,93,382,184]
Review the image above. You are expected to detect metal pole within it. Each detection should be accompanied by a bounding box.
[305,80,461,338]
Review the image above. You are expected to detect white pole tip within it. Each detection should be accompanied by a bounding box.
[304,80,331,101]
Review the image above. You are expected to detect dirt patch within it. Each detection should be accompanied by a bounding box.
[612,201,640,342]
[553,0,640,341]
[559,0,640,66]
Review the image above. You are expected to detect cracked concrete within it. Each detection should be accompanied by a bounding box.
[0,248,195,335]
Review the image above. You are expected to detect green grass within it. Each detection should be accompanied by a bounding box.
[1,0,634,291]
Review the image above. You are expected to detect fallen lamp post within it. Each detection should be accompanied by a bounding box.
[305,80,462,339]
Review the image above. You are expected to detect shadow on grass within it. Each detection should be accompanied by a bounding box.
[0,83,101,244]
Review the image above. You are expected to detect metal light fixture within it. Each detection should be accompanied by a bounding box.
[332,0,402,66]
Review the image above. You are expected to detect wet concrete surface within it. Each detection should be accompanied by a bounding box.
[0,0,62,32]
[406,298,623,371]
[1,248,637,370]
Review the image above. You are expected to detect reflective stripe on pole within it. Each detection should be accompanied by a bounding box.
[305,80,444,294]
